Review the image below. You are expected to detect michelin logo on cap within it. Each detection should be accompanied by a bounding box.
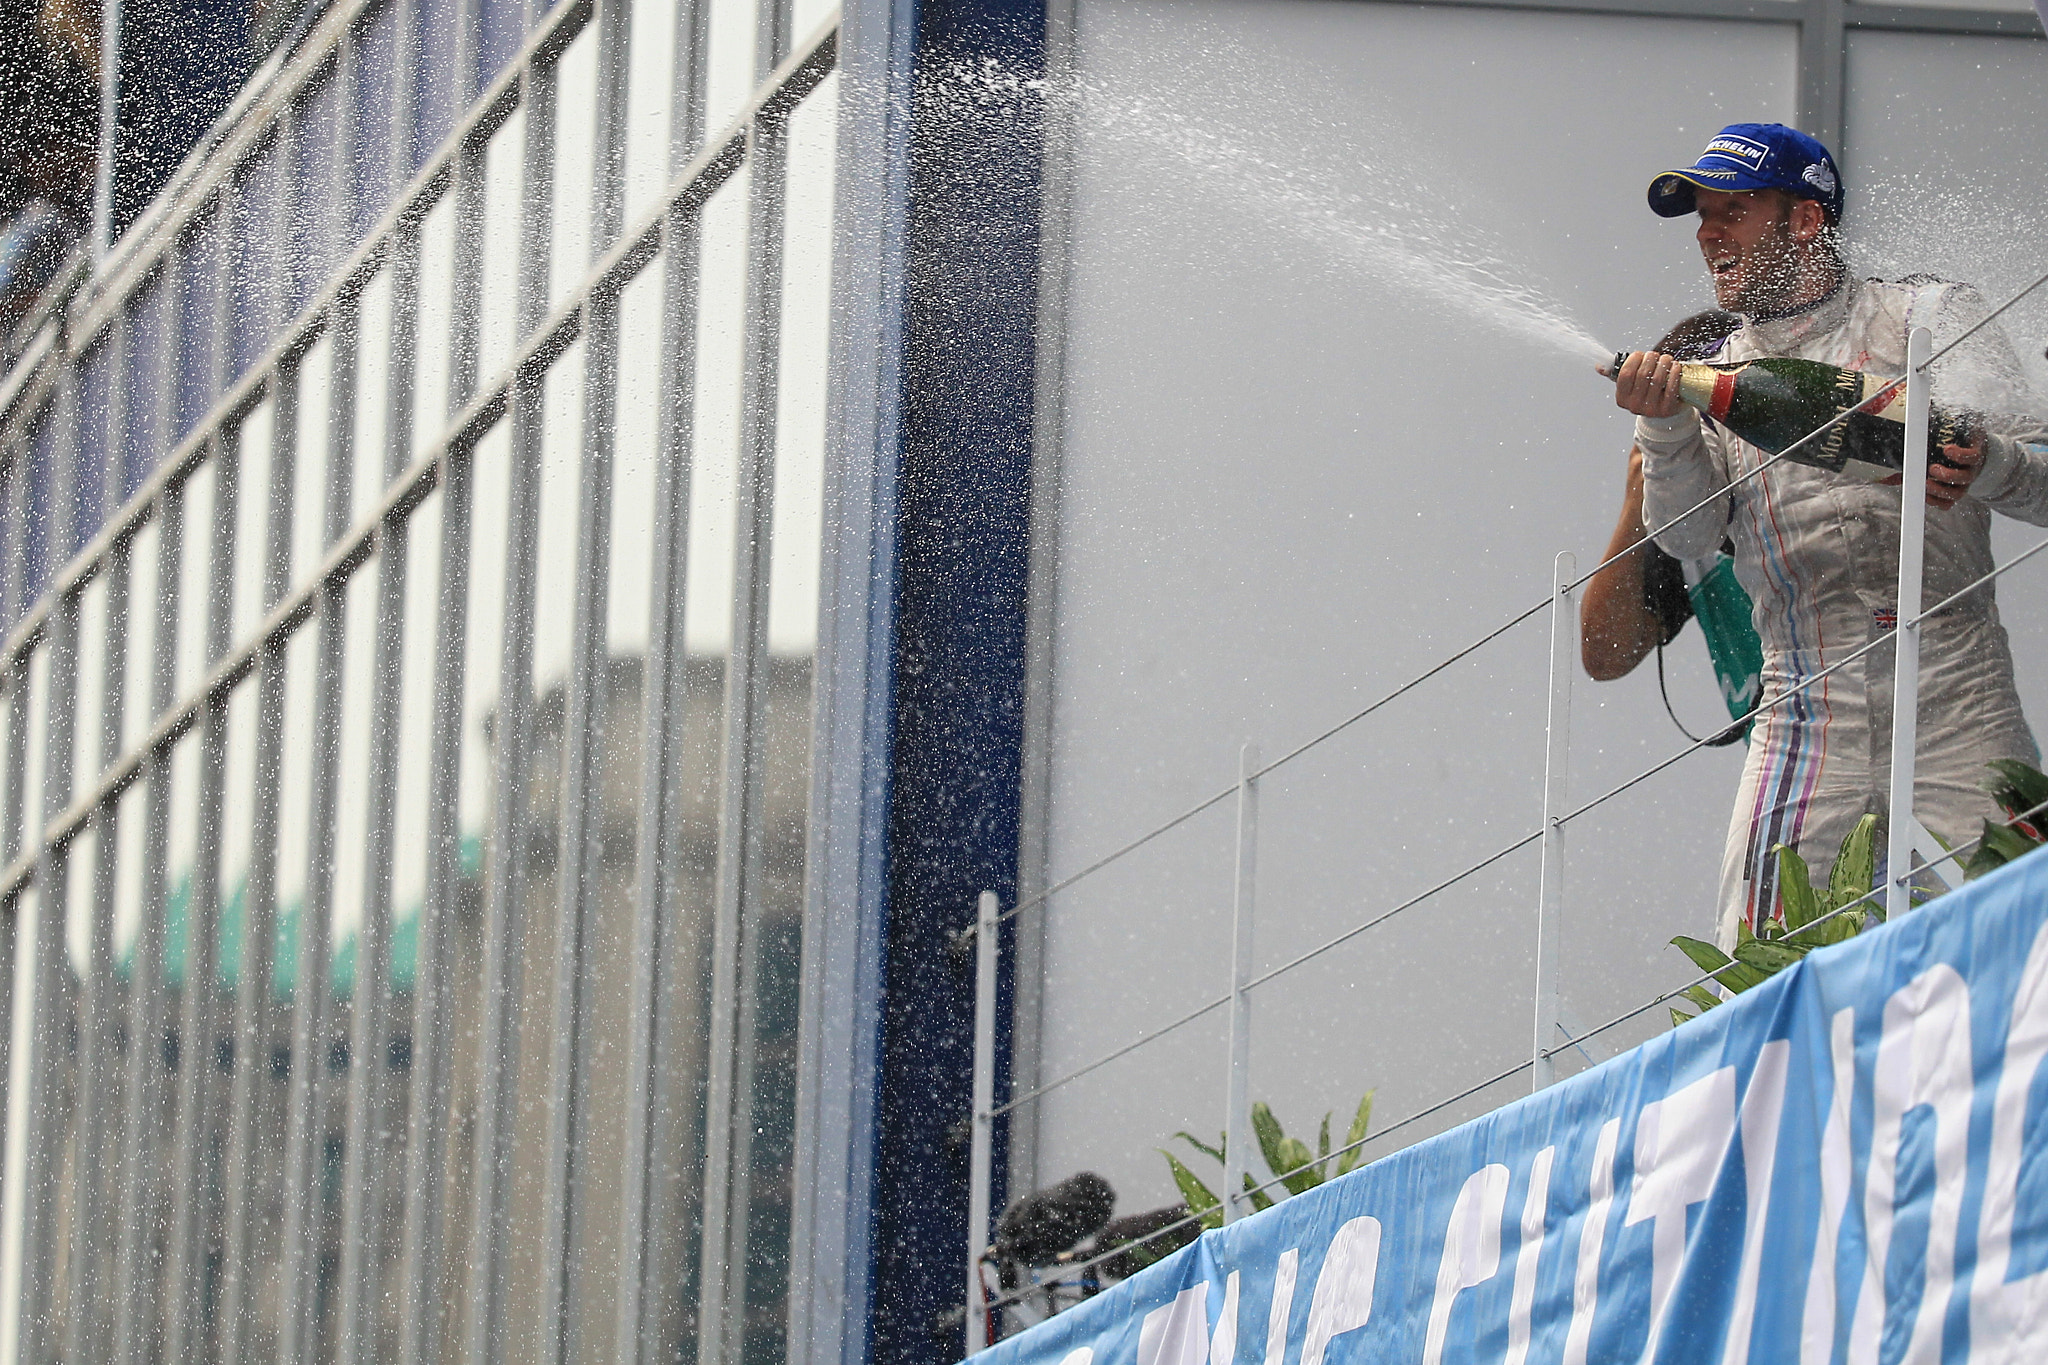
[1700,135,1769,171]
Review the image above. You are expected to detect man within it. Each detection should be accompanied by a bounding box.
[1611,122,2048,948]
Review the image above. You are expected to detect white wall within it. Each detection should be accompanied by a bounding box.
[1028,0,1808,1219]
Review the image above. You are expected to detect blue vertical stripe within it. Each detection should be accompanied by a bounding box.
[176,207,224,444]
[412,0,463,177]
[355,2,401,233]
[232,135,286,383]
[126,277,170,499]
[76,341,113,558]
[290,73,343,320]
[25,410,55,604]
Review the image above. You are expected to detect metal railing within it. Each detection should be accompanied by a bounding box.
[959,264,2048,1352]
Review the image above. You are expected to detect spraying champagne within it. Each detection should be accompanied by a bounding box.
[1603,352,1977,481]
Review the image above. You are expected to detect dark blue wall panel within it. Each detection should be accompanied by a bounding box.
[869,0,1045,1360]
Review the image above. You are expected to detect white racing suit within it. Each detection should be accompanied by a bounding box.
[1638,274,2048,949]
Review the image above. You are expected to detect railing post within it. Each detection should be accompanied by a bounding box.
[1888,327,1934,919]
[1222,743,1258,1222]
[1532,552,1575,1091]
[965,890,999,1355]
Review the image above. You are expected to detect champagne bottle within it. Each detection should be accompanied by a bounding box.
[1606,352,1977,481]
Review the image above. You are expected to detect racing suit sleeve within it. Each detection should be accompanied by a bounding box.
[1929,283,2048,525]
[1635,408,1733,561]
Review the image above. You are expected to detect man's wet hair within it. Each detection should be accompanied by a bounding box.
[1654,310,1741,361]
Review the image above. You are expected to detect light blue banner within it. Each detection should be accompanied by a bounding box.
[976,847,2048,1365]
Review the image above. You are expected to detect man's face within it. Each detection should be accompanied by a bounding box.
[1694,189,1812,314]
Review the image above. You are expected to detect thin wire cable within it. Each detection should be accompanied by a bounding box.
[1239,828,1543,994]
[1547,790,2048,1062]
[996,785,1239,928]
[1924,265,2048,367]
[994,825,1546,1117]
[993,994,1231,1118]
[995,527,2048,1118]
[1557,527,2048,834]
[1231,1056,1536,1209]
[997,598,1551,929]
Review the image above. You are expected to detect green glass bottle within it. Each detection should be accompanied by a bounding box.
[1607,353,1977,481]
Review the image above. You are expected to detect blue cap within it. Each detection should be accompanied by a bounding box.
[1647,123,1843,224]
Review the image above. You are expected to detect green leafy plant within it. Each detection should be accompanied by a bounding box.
[1667,814,1883,1027]
[1964,759,2048,880]
[1161,1093,1374,1231]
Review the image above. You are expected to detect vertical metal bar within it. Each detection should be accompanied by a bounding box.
[367,75,437,1365]
[537,0,632,1345]
[333,37,410,1345]
[1531,551,1575,1092]
[1221,742,1257,1223]
[586,0,633,256]
[695,105,789,1365]
[757,0,791,84]
[160,431,239,1365]
[390,0,422,199]
[963,890,998,1357]
[335,518,408,1365]
[28,360,85,1365]
[386,196,460,1365]
[516,46,560,351]
[91,0,122,259]
[16,587,80,1365]
[0,448,26,636]
[615,0,709,1351]
[1887,326,1934,920]
[273,581,344,1365]
[459,377,544,1365]
[0,652,22,878]
[110,490,182,1365]
[277,294,363,1362]
[613,219,702,1365]
[535,296,615,1365]
[216,368,294,1365]
[457,44,549,1365]
[445,160,489,431]
[393,438,471,1365]
[61,538,129,1364]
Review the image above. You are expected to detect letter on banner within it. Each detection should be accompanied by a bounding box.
[1799,1009,1857,1365]
[1424,1166,1510,1365]
[1974,923,2048,1363]
[1849,965,1972,1365]
[1564,1120,1622,1365]
[1626,1067,1737,1364]
[1211,1272,1240,1365]
[1139,1286,1210,1365]
[1721,1041,1789,1365]
[1060,1351,1095,1365]
[1299,1217,1381,1365]
[1265,1250,1299,1365]
[1505,1147,1556,1365]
